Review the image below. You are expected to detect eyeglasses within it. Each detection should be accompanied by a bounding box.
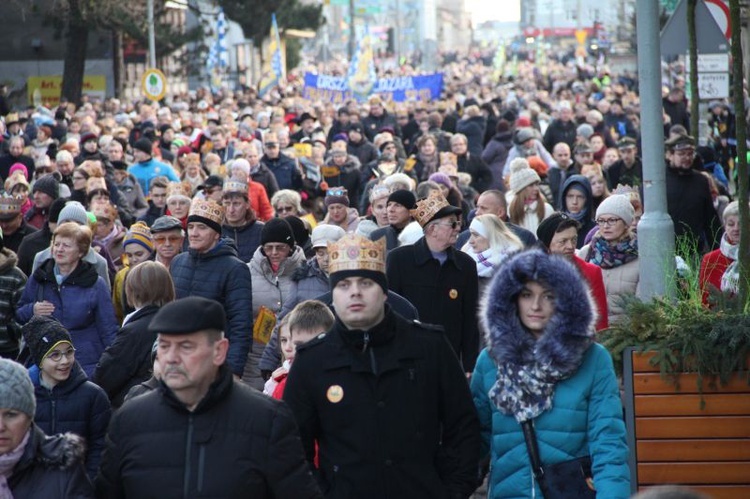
[263,243,290,254]
[596,218,622,227]
[153,235,183,243]
[433,220,460,230]
[46,348,75,362]
[276,205,295,213]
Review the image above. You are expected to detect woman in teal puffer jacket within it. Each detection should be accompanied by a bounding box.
[471,249,630,498]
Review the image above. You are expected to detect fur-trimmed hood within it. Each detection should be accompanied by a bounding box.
[17,425,86,472]
[481,249,596,374]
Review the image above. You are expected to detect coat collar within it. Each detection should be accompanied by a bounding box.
[413,236,465,269]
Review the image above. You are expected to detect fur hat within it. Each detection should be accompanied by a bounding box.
[311,224,346,249]
[261,217,295,249]
[149,296,226,335]
[596,194,635,226]
[123,221,154,253]
[508,158,541,194]
[0,358,36,418]
[22,316,73,367]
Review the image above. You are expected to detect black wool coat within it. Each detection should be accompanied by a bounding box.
[95,365,322,499]
[386,236,480,371]
[283,309,480,499]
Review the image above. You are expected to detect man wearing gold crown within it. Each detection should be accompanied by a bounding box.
[284,234,479,499]
[0,193,36,253]
[169,198,253,378]
[386,191,480,372]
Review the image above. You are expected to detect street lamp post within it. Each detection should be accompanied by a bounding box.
[148,0,156,68]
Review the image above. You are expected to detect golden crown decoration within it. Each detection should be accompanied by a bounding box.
[222,179,248,195]
[85,177,108,195]
[189,198,225,225]
[0,193,24,216]
[92,202,118,221]
[328,234,386,274]
[410,190,452,227]
[166,181,192,200]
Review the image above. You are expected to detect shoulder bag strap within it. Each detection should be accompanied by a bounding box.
[521,419,545,483]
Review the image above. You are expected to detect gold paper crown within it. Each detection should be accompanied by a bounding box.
[166,181,192,200]
[611,183,641,203]
[410,190,452,227]
[440,151,457,166]
[189,198,225,225]
[92,202,118,220]
[328,234,386,275]
[86,177,108,195]
[0,193,23,217]
[223,179,248,195]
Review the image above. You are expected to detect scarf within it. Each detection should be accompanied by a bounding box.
[586,231,638,269]
[96,224,120,248]
[719,234,739,294]
[464,247,509,278]
[566,207,589,223]
[0,428,30,499]
[417,152,439,180]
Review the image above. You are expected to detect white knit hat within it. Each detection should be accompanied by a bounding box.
[596,194,635,226]
[509,158,541,194]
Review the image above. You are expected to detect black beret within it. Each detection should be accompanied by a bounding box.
[148,296,226,334]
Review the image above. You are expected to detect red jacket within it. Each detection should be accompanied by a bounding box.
[699,249,732,306]
[248,180,274,222]
[573,255,609,332]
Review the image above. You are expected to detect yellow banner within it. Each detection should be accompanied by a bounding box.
[27,75,106,107]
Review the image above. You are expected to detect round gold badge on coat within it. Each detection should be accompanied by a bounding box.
[326,385,344,403]
[449,289,458,299]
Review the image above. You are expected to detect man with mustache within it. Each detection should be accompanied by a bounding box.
[96,296,321,498]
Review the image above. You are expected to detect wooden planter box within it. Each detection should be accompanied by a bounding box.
[623,348,750,498]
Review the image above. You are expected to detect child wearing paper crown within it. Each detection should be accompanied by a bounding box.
[112,222,155,323]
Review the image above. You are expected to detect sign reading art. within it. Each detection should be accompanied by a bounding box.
[302,73,443,104]
[27,76,106,106]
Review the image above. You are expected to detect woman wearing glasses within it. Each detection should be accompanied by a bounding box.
[244,218,307,390]
[17,222,119,376]
[23,315,111,480]
[577,194,639,324]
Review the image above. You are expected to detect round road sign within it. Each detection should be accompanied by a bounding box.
[141,68,168,101]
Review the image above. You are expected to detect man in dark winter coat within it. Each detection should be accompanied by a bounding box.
[607,137,643,189]
[451,134,493,194]
[220,178,264,263]
[169,199,253,377]
[0,196,37,253]
[454,190,537,249]
[137,176,169,227]
[387,191,480,371]
[284,234,479,499]
[665,134,722,254]
[360,96,400,141]
[346,122,379,167]
[481,119,513,191]
[95,297,322,499]
[16,198,67,277]
[261,132,302,191]
[542,101,577,153]
[368,189,416,251]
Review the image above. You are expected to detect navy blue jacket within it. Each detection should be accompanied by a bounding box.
[30,362,111,480]
[261,153,302,191]
[222,219,264,264]
[170,239,253,375]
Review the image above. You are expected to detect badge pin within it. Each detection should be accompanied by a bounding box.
[326,385,344,403]
[449,289,458,299]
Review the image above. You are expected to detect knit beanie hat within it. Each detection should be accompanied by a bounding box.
[261,217,295,249]
[284,216,309,249]
[514,127,536,145]
[311,224,346,249]
[134,137,153,155]
[536,212,580,249]
[596,194,635,226]
[79,131,98,145]
[48,198,68,224]
[9,163,28,180]
[22,316,74,367]
[0,358,36,417]
[509,158,541,194]
[428,172,452,190]
[386,189,417,210]
[576,123,595,140]
[124,221,154,253]
[32,175,60,200]
[58,201,89,225]
[325,188,350,207]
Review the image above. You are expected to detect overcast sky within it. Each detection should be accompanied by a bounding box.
[466,0,520,24]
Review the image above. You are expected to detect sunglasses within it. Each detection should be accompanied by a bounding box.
[327,188,347,197]
[153,235,183,243]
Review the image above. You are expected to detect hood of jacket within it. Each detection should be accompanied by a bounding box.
[481,249,595,373]
[29,362,88,396]
[187,237,239,260]
[561,174,594,215]
[33,258,99,288]
[491,131,513,144]
[250,244,307,278]
[0,247,18,273]
[292,257,326,282]
[15,425,86,473]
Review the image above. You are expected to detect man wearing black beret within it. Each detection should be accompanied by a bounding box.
[96,296,322,498]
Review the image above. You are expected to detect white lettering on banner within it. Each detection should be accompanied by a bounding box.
[373,77,416,92]
[316,75,349,91]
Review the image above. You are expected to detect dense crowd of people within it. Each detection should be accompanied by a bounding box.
[0,52,743,498]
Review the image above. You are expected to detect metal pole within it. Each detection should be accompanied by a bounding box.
[394,0,401,63]
[348,0,356,60]
[148,0,156,68]
[636,0,676,301]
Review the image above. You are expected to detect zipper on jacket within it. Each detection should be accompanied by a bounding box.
[197,445,205,493]
[50,398,56,434]
[183,414,194,499]
[362,332,370,353]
